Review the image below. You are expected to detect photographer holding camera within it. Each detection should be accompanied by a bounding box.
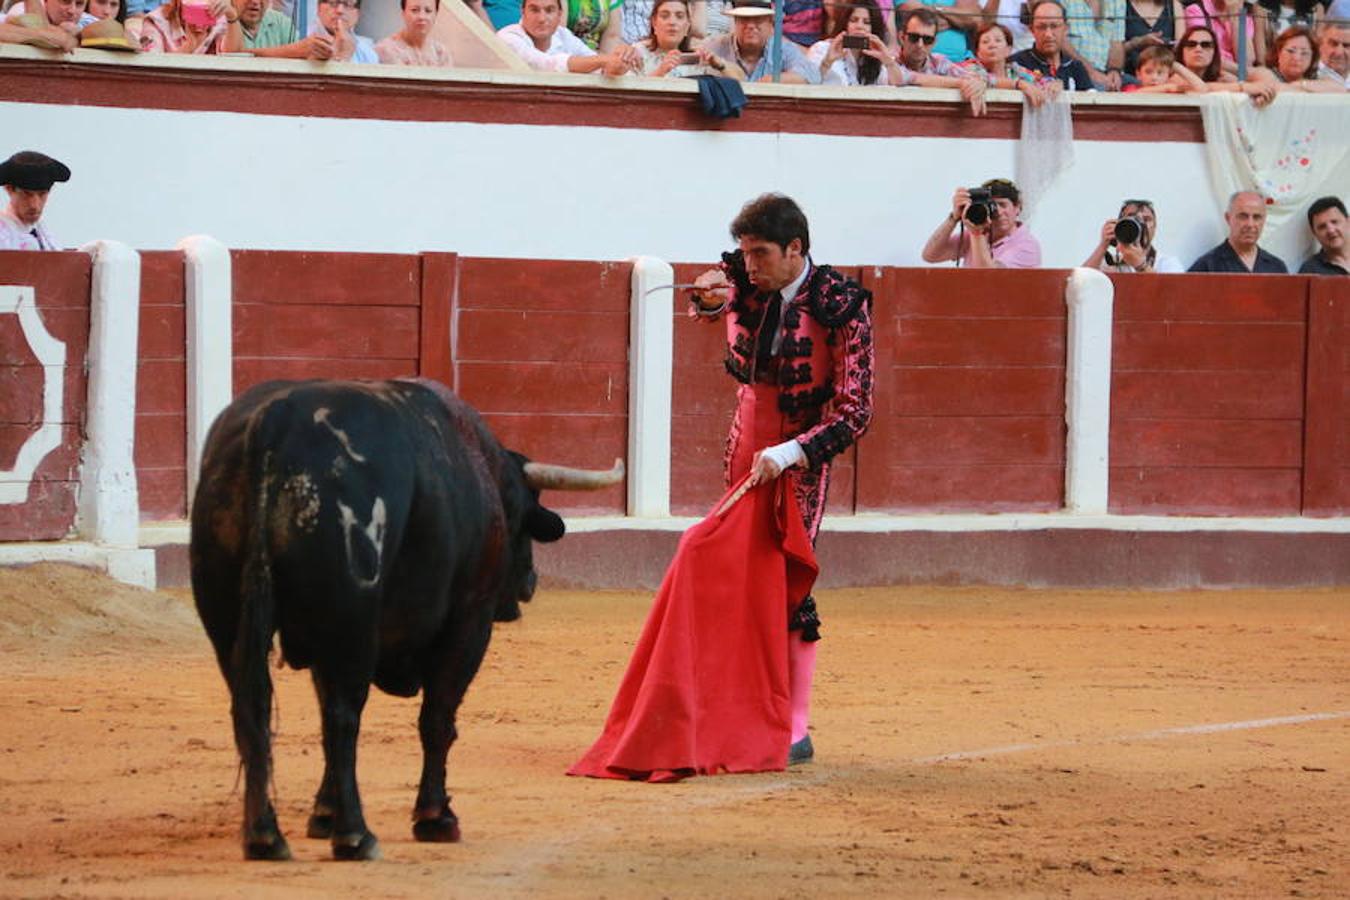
[1082,199,1183,273]
[921,178,1042,268]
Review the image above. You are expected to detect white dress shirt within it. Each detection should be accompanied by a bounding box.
[497,22,594,72]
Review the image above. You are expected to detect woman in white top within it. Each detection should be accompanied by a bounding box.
[806,0,899,85]
[634,0,739,77]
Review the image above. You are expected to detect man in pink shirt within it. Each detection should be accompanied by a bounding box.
[921,177,1042,268]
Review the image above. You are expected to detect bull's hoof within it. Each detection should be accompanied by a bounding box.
[244,835,292,861]
[306,812,334,840]
[412,812,461,844]
[332,830,380,861]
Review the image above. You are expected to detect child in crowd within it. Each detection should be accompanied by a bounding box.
[1123,43,1206,92]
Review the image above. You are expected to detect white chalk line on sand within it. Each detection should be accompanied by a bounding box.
[910,710,1350,765]
[488,710,1349,885]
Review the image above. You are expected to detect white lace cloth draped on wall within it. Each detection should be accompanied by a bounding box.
[1015,93,1075,219]
[1199,93,1350,268]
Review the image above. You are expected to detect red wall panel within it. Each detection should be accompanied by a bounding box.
[858,267,1067,513]
[1109,274,1308,515]
[455,258,629,514]
[1302,279,1348,515]
[231,250,424,396]
[136,250,187,520]
[0,251,91,539]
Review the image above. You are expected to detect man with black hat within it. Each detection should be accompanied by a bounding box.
[0,150,70,252]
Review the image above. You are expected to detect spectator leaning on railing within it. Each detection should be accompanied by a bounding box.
[376,0,451,66]
[896,8,990,112]
[139,0,242,53]
[1122,42,1206,90]
[1010,0,1095,89]
[4,0,94,32]
[701,0,821,83]
[897,0,981,62]
[806,0,900,84]
[224,0,331,57]
[1082,199,1185,272]
[922,178,1042,269]
[1318,20,1349,88]
[1181,0,1264,77]
[634,0,738,76]
[1188,190,1288,273]
[1248,23,1342,92]
[499,0,639,72]
[1299,196,1348,276]
[954,20,1056,104]
[1173,22,1278,100]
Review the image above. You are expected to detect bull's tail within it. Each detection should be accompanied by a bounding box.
[231,438,283,851]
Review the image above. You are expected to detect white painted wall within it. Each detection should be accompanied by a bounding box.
[5,96,1308,269]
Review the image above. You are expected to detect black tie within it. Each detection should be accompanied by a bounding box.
[29,229,42,250]
[755,291,782,366]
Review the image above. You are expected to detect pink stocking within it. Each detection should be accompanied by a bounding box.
[788,632,816,744]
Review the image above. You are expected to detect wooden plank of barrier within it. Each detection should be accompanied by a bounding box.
[418,252,456,389]
[1109,273,1308,516]
[455,257,630,514]
[136,250,188,521]
[1302,279,1348,515]
[857,266,1067,514]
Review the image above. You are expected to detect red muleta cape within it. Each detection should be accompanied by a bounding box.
[568,476,818,783]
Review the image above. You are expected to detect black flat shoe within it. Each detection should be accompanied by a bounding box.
[788,734,814,766]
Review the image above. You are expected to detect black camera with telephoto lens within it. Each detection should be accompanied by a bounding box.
[963,187,997,227]
[1113,216,1144,245]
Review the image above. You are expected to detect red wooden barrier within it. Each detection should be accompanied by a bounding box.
[1303,278,1348,515]
[232,250,424,390]
[1109,273,1306,515]
[0,251,90,539]
[858,267,1067,512]
[454,257,629,514]
[136,251,188,520]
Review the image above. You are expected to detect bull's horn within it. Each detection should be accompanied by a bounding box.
[523,458,625,491]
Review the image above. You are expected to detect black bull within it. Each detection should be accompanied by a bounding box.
[189,378,622,861]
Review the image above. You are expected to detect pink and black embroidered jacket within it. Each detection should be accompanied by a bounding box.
[719,250,875,469]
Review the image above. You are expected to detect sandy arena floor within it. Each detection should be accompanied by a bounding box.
[0,563,1346,899]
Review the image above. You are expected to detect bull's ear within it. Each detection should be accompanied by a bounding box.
[527,505,565,543]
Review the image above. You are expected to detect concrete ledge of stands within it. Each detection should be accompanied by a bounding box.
[0,542,157,589]
[141,515,1350,592]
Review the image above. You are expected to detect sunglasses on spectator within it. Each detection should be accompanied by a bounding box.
[1180,38,1214,48]
[903,31,936,45]
[320,0,359,7]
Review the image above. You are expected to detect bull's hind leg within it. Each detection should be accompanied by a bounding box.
[311,668,380,861]
[412,613,494,843]
[232,667,291,861]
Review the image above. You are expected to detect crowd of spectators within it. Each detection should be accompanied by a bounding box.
[916,177,1344,275]
[2,0,1347,102]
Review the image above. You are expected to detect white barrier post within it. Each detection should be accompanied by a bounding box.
[77,240,141,545]
[627,256,674,518]
[179,235,233,511]
[1064,267,1115,514]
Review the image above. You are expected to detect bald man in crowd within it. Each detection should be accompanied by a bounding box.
[1187,191,1288,274]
